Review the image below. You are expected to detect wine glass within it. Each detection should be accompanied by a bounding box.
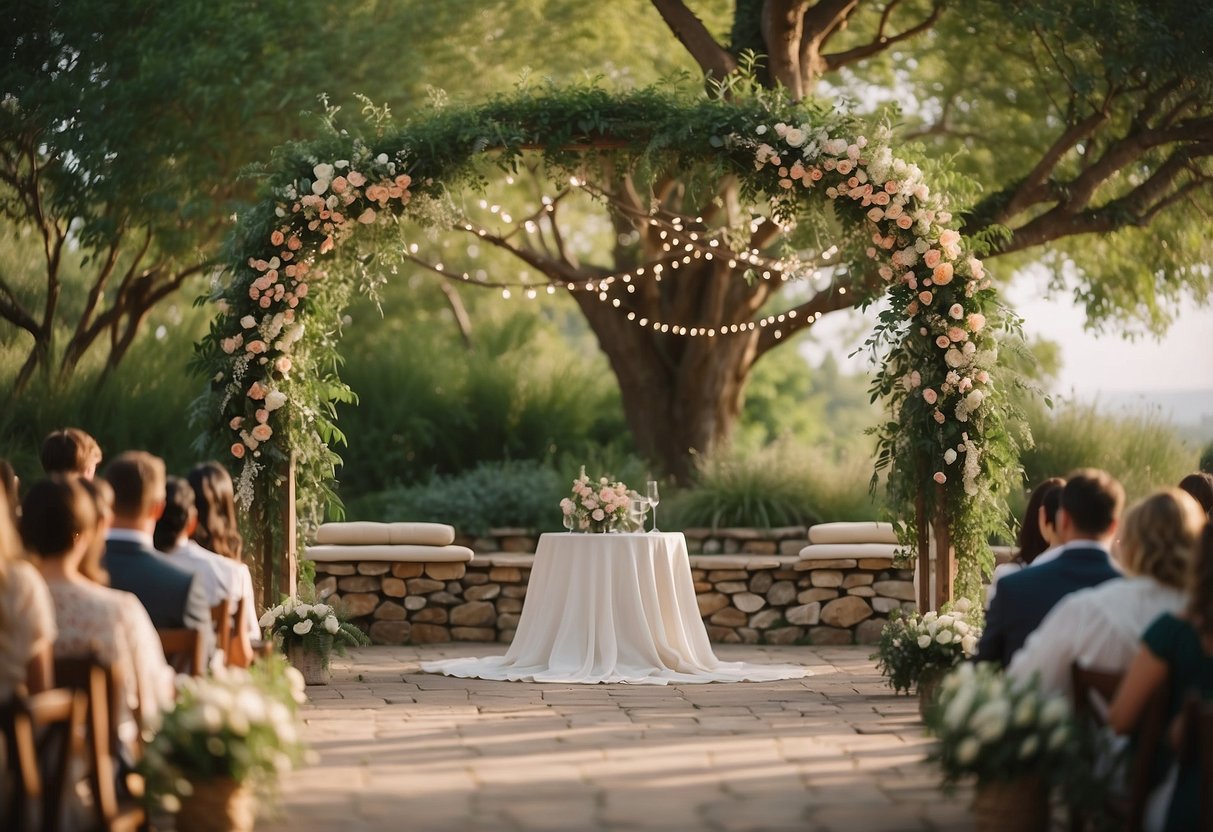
[630,497,647,532]
[646,480,660,532]
[562,512,575,533]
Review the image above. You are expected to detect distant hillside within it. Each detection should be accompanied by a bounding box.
[1071,388,1213,443]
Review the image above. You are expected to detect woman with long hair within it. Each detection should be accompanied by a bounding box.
[1110,520,1213,832]
[22,477,173,723]
[187,462,258,643]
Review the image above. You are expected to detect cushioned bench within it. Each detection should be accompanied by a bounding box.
[799,522,900,561]
[306,521,474,563]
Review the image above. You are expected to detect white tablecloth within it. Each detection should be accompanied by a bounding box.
[421,532,810,685]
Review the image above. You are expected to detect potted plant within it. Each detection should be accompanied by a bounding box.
[873,600,980,716]
[925,662,1078,832]
[259,597,370,685]
[141,657,309,832]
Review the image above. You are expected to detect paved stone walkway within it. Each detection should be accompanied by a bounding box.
[259,644,978,832]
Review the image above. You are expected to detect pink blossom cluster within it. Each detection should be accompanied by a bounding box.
[560,472,631,530]
[751,123,997,497]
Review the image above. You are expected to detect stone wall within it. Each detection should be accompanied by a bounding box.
[314,546,916,648]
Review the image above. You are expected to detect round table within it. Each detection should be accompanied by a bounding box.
[421,532,810,684]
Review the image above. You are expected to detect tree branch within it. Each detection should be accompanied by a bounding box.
[650,0,738,80]
[824,0,943,71]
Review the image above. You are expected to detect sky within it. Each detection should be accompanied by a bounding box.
[802,270,1213,415]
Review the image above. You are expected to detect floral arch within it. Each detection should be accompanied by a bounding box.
[194,87,1019,610]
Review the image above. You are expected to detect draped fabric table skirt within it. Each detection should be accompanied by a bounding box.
[421,532,810,684]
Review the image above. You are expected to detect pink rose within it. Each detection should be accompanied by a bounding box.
[270,230,285,247]
[872,191,890,206]
[948,327,968,342]
[229,416,244,430]
[347,171,366,187]
[933,262,954,286]
[251,424,273,442]
[231,443,245,459]
[319,235,334,255]
[779,178,794,189]
[255,408,269,423]
[331,176,348,194]
[275,356,292,374]
[357,208,377,224]
[884,180,899,194]
[896,215,914,230]
[836,160,853,175]
[923,388,938,404]
[933,471,947,484]
[295,283,308,298]
[809,168,823,181]
[924,249,942,269]
[918,290,933,305]
[939,229,961,248]
[933,409,945,424]
[906,301,920,316]
[866,207,884,222]
[395,174,412,190]
[248,286,260,300]
[949,303,964,320]
[977,370,990,384]
[248,382,267,401]
[259,296,272,308]
[968,313,986,332]
[935,335,950,349]
[287,235,302,251]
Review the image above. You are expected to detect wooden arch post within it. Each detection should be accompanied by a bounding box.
[914,485,954,612]
[257,453,299,608]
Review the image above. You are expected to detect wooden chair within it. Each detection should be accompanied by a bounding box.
[1068,664,1170,832]
[1,687,88,832]
[52,657,146,832]
[211,598,233,660]
[158,627,204,676]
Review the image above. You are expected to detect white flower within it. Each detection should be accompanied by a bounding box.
[953,597,972,613]
[960,634,977,656]
[1040,697,1069,725]
[313,604,331,616]
[258,609,276,629]
[240,315,256,329]
[292,619,314,635]
[1019,735,1039,759]
[1048,725,1069,750]
[313,163,334,182]
[264,390,287,411]
[917,634,932,649]
[936,630,953,645]
[971,700,1011,743]
[944,449,958,465]
[956,737,981,765]
[324,615,339,634]
[1014,698,1036,727]
[784,127,807,147]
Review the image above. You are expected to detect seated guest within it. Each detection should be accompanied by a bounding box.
[155,476,252,666]
[189,462,259,644]
[1177,472,1213,518]
[102,452,213,664]
[976,468,1125,667]
[987,477,1065,607]
[21,477,173,720]
[40,427,103,479]
[0,485,55,700]
[1109,522,1213,832]
[1008,489,1205,696]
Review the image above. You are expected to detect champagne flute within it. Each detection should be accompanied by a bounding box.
[562,512,575,533]
[646,480,660,532]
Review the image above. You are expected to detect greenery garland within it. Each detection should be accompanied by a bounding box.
[192,83,1020,605]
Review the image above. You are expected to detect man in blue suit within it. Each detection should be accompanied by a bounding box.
[102,451,214,665]
[975,468,1124,667]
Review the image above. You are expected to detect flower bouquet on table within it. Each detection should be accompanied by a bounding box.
[259,596,370,684]
[926,663,1078,832]
[559,467,632,533]
[140,656,310,832]
[873,599,980,712]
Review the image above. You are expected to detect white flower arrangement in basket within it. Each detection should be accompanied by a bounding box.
[560,467,632,532]
[259,596,369,668]
[874,599,980,694]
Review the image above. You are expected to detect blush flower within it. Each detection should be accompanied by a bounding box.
[949,303,965,320]
[933,472,947,484]
[251,424,273,442]
[231,443,246,459]
[923,388,938,405]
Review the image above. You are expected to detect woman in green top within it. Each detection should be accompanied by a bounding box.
[1111,517,1213,832]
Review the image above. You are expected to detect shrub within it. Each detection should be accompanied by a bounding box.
[342,459,565,535]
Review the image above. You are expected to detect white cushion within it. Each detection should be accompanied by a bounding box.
[305,544,474,563]
[798,543,901,560]
[386,522,455,546]
[807,522,898,545]
[314,522,390,545]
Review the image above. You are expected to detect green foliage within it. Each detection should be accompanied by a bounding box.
[666,442,885,529]
[1019,398,1196,506]
[260,598,370,666]
[334,298,627,494]
[345,460,566,535]
[873,605,980,695]
[1201,441,1213,475]
[0,316,208,479]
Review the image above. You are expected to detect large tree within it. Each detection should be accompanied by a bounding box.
[0,0,339,394]
[400,0,1211,480]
